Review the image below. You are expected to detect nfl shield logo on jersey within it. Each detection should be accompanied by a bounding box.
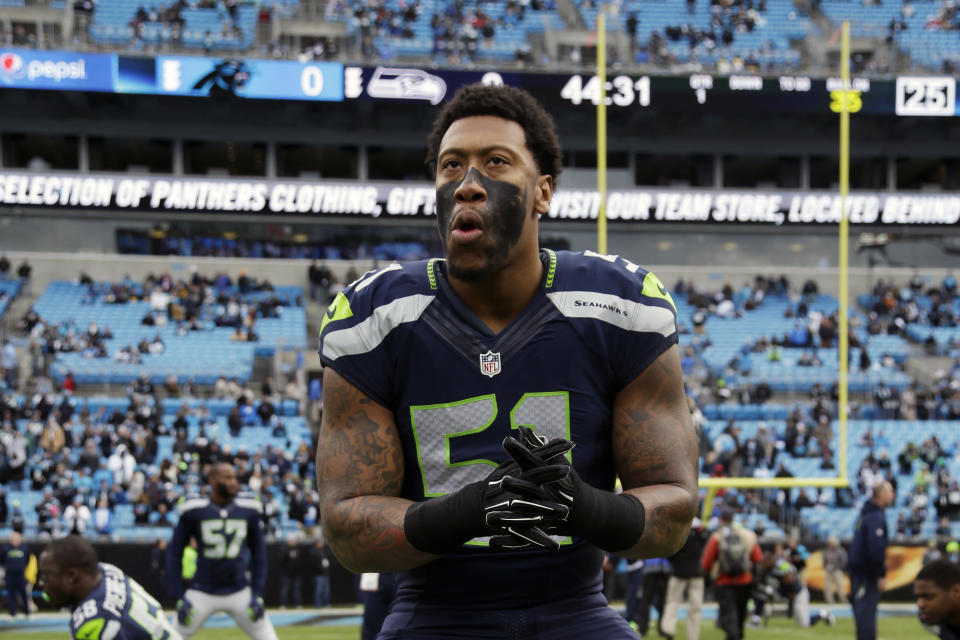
[479,350,501,378]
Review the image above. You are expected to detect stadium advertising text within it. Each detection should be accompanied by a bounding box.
[2,46,958,116]
[0,172,958,226]
[0,49,115,92]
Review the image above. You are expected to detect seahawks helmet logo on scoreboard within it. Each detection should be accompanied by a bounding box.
[479,350,501,378]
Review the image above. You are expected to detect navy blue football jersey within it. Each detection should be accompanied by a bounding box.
[318,249,678,607]
[166,493,266,599]
[70,563,179,640]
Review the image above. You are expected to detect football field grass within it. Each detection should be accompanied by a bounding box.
[0,614,925,639]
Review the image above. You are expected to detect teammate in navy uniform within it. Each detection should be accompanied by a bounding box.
[166,462,277,639]
[2,530,32,618]
[38,535,181,640]
[316,84,699,639]
[916,559,960,640]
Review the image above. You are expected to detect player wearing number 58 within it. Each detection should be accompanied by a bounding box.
[316,83,699,639]
[166,462,278,640]
[38,535,182,640]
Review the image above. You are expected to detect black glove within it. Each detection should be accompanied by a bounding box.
[403,444,571,555]
[485,428,576,551]
[501,427,646,553]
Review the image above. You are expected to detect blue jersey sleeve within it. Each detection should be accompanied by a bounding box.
[317,261,435,406]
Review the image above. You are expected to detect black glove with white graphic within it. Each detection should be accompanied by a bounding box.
[484,427,576,551]
[403,438,571,555]
[500,427,646,553]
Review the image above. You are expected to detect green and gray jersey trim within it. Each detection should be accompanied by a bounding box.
[545,290,676,336]
[322,294,436,361]
[177,497,209,515]
[235,498,263,513]
[544,249,558,289]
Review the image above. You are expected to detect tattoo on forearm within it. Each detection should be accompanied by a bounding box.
[316,370,433,571]
[613,349,699,557]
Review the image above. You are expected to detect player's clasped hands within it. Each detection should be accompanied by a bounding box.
[483,426,577,552]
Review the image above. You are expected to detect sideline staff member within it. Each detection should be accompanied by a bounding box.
[849,480,894,640]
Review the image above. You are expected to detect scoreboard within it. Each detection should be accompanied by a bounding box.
[0,47,957,116]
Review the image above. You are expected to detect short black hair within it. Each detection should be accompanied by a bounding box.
[425,83,562,184]
[917,559,960,589]
[44,535,99,576]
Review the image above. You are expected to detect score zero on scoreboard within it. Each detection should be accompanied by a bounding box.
[896,77,957,116]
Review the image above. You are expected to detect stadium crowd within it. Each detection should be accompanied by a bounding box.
[0,379,317,541]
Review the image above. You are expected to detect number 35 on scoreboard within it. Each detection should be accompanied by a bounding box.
[896,77,957,116]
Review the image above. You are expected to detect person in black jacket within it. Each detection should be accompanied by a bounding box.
[660,519,707,640]
[309,538,332,608]
[916,559,960,639]
[849,480,894,640]
[279,535,302,608]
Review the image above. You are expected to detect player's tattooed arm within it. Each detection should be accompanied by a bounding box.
[612,344,699,559]
[316,367,437,572]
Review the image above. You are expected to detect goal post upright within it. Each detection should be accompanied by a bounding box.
[698,24,852,509]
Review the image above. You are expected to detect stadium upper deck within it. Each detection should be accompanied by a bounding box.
[0,0,954,75]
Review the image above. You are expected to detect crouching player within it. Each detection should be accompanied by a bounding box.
[39,535,181,640]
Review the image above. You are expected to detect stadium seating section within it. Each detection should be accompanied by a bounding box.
[2,271,958,545]
[89,0,257,51]
[0,393,312,541]
[819,0,959,71]
[578,0,806,68]
[0,279,21,322]
[30,280,306,385]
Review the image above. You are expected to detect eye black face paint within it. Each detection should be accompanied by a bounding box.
[436,167,530,281]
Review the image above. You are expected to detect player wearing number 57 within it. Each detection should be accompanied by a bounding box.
[316,83,699,639]
[166,462,278,640]
[39,535,182,640]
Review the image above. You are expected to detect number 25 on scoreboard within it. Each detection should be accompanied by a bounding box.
[896,77,956,116]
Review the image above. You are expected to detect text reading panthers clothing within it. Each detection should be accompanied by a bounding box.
[319,250,678,611]
[166,493,266,600]
[70,563,180,640]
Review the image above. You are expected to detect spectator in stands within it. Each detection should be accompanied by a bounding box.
[257,398,276,426]
[308,260,333,302]
[93,497,113,537]
[63,495,92,535]
[108,444,136,487]
[1,425,27,486]
[39,416,66,455]
[150,501,175,526]
[1,340,17,390]
[0,253,9,278]
[16,259,31,282]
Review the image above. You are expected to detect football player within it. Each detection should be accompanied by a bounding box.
[915,559,960,639]
[38,535,181,640]
[316,83,699,639]
[166,462,277,639]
